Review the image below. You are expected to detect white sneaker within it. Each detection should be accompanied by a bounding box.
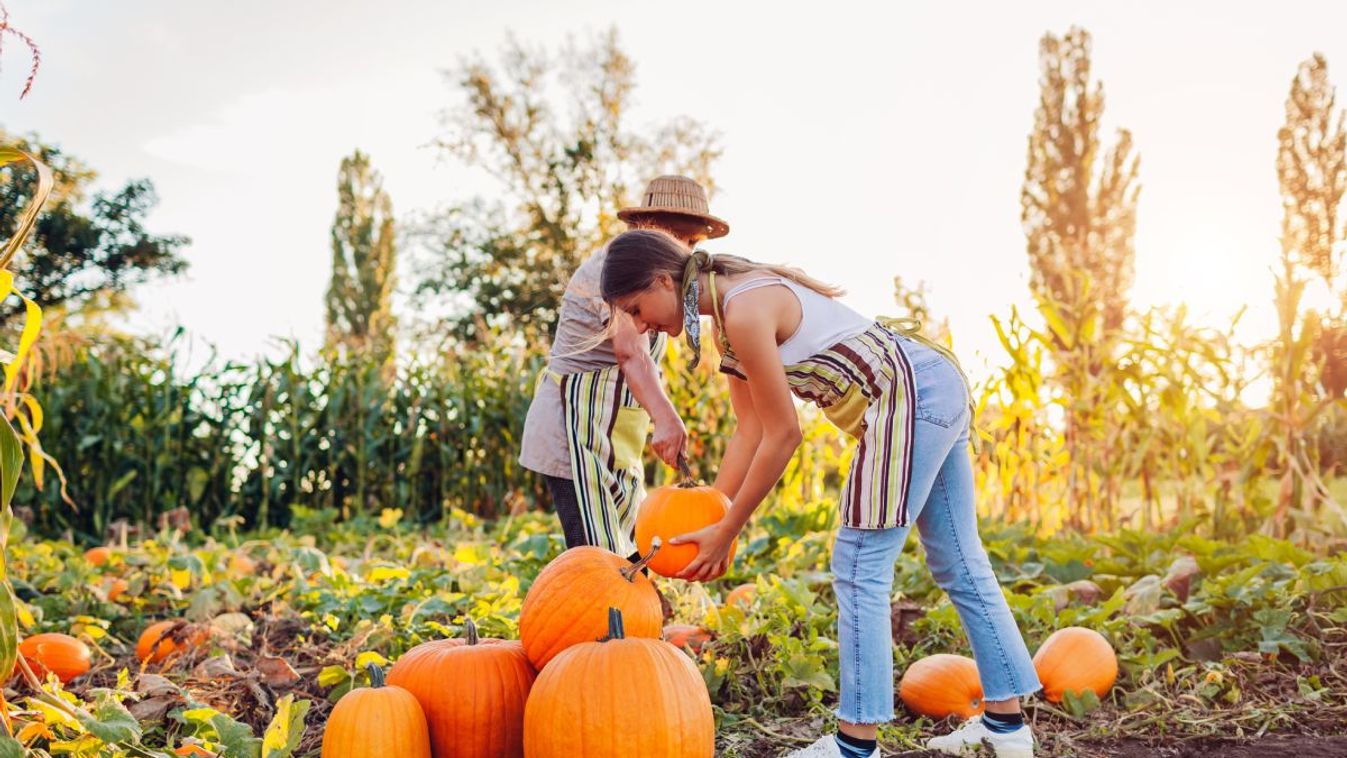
[783,735,878,758]
[925,715,1035,757]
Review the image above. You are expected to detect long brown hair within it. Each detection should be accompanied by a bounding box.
[600,229,844,304]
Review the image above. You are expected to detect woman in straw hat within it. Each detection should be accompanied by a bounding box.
[519,175,730,562]
[598,229,1040,758]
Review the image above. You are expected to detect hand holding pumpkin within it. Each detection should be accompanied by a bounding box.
[669,521,739,582]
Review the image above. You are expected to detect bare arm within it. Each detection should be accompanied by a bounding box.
[611,312,686,467]
[712,375,763,501]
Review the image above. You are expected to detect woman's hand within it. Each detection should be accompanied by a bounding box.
[670,521,739,582]
[650,412,687,469]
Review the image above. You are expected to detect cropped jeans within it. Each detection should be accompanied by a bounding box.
[832,336,1041,724]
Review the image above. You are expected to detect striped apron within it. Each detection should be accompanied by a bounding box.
[710,275,969,529]
[542,333,667,555]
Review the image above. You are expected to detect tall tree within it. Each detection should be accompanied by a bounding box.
[1020,27,1140,531]
[325,149,397,361]
[415,28,722,341]
[1022,26,1139,341]
[0,129,189,326]
[1272,53,1347,537]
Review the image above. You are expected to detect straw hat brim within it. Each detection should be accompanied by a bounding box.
[616,206,730,239]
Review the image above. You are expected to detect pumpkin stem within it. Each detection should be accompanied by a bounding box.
[600,607,625,641]
[464,617,479,646]
[676,454,696,487]
[620,537,661,582]
[366,663,386,689]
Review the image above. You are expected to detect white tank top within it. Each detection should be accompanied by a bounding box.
[720,276,873,365]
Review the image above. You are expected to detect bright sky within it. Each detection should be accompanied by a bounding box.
[3,1,1346,383]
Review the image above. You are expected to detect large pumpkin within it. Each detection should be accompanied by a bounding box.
[83,546,113,567]
[14,633,91,683]
[635,483,735,577]
[898,654,984,719]
[387,618,535,758]
[519,546,662,669]
[1032,627,1117,702]
[322,665,431,758]
[136,620,208,664]
[524,608,714,757]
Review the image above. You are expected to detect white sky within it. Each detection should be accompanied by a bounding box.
[3,0,1346,383]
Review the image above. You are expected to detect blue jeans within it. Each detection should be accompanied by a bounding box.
[831,336,1041,724]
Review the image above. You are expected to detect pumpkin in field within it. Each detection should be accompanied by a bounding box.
[322,664,431,758]
[898,654,984,719]
[663,624,713,653]
[519,545,662,669]
[724,582,756,611]
[136,620,208,664]
[13,633,91,683]
[228,552,257,577]
[1032,626,1117,702]
[387,618,535,758]
[174,746,214,757]
[524,608,714,757]
[635,483,735,577]
[84,546,113,567]
[102,577,129,603]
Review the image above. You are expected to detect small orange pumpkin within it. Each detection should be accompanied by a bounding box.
[898,654,984,719]
[102,577,129,603]
[635,483,736,577]
[662,624,713,653]
[14,633,91,683]
[136,620,208,664]
[387,618,535,758]
[1032,626,1117,702]
[174,745,215,757]
[524,608,714,757]
[322,665,431,758]
[84,546,113,567]
[724,583,756,611]
[229,553,257,577]
[519,546,662,670]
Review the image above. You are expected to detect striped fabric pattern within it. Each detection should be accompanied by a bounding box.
[558,333,666,554]
[720,323,918,529]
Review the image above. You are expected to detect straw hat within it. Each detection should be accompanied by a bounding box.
[617,175,729,239]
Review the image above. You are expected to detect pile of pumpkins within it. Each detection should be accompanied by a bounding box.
[898,626,1119,718]
[322,480,735,758]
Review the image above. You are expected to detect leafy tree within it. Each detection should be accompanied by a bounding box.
[1022,26,1139,343]
[0,129,188,326]
[414,28,722,341]
[1271,53,1347,535]
[325,149,397,361]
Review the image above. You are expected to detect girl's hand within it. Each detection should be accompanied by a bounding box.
[670,522,738,582]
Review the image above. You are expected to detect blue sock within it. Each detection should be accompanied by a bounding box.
[834,732,876,758]
[982,710,1024,734]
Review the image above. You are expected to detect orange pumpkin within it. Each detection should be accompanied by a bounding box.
[136,620,208,664]
[524,608,714,757]
[103,577,129,603]
[322,665,431,758]
[898,654,984,719]
[84,546,113,567]
[724,583,756,611]
[229,553,257,577]
[1032,626,1117,702]
[662,624,713,653]
[387,618,535,758]
[519,546,662,670]
[635,484,736,577]
[14,633,91,683]
[174,746,215,757]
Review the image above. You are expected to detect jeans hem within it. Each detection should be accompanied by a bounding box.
[834,709,895,725]
[982,684,1043,703]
